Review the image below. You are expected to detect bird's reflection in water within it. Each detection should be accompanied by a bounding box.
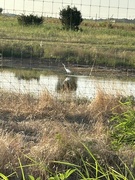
[56,76,77,92]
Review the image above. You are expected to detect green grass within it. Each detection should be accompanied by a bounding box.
[110,97,135,150]
[0,15,135,69]
[0,143,135,180]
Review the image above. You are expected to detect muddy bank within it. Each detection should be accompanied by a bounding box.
[0,57,135,79]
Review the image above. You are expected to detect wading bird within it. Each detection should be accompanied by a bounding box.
[62,63,71,74]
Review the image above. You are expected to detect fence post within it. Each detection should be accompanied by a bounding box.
[0,53,3,67]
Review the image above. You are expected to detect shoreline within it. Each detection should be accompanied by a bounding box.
[0,57,135,80]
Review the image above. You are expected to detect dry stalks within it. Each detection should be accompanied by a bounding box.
[0,90,134,179]
[87,89,126,123]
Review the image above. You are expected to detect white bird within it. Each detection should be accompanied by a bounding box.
[63,77,70,82]
[40,41,43,48]
[62,63,71,74]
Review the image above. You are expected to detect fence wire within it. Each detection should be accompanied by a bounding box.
[1,0,135,19]
[0,0,135,100]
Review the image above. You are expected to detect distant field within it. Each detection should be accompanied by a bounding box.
[0,15,135,69]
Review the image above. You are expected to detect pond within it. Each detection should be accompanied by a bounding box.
[0,70,135,99]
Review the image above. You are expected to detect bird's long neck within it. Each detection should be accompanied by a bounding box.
[63,64,66,69]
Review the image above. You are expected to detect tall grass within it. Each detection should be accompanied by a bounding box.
[110,96,135,150]
[0,143,135,180]
[0,90,135,179]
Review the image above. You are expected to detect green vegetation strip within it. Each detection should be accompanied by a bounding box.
[0,15,135,68]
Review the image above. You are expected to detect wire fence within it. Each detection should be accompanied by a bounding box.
[0,0,135,100]
[1,0,135,19]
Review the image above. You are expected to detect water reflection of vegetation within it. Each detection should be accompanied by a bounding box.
[0,67,135,82]
[56,76,77,92]
[15,69,40,80]
[0,68,56,81]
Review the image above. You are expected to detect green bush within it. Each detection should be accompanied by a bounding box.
[17,14,44,26]
[59,5,83,31]
[0,8,3,14]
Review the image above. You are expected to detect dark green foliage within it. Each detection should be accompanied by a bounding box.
[59,5,83,31]
[0,8,3,13]
[17,14,44,26]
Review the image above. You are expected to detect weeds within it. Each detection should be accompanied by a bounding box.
[110,100,135,149]
[48,169,76,180]
[1,143,134,179]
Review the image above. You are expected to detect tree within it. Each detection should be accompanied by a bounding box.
[0,8,3,14]
[59,5,83,31]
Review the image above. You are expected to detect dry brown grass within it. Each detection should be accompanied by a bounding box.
[0,90,134,179]
[87,90,125,122]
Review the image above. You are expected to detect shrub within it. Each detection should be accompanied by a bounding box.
[17,14,44,26]
[0,8,3,14]
[59,5,83,31]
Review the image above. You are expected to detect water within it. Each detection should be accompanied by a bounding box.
[0,71,135,99]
